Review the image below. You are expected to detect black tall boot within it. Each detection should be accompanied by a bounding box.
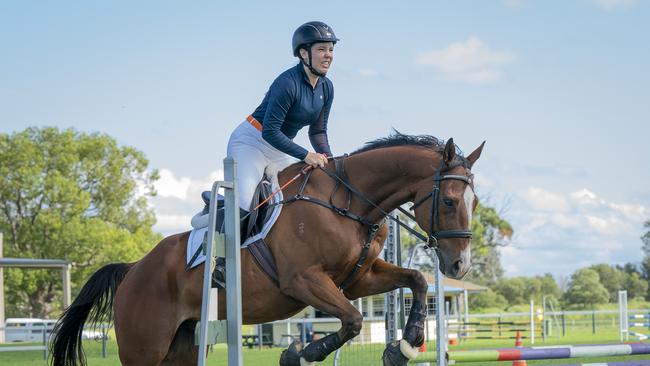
[212,208,249,289]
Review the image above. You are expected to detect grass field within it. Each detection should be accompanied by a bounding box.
[1,327,649,365]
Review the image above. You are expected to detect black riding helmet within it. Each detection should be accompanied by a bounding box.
[292,21,339,77]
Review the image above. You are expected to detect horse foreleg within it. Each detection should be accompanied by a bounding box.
[278,271,362,366]
[344,259,428,366]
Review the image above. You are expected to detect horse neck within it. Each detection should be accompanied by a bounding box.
[344,147,439,223]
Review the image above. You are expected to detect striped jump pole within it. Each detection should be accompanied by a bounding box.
[630,314,650,319]
[555,362,650,366]
[445,343,650,363]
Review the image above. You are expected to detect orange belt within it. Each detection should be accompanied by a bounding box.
[246,115,262,132]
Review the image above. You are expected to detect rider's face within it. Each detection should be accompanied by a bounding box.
[301,42,334,75]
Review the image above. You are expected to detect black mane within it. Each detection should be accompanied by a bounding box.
[352,131,446,155]
[351,131,469,167]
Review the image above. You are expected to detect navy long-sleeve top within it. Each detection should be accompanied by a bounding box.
[251,63,333,160]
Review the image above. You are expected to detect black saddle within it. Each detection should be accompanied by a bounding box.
[199,172,275,242]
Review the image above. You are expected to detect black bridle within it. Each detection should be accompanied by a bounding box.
[279,155,474,289]
[404,159,474,248]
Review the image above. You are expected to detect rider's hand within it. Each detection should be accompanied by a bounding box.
[304,152,328,168]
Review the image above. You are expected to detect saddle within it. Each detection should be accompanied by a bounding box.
[187,165,282,288]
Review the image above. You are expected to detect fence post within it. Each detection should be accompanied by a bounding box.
[592,310,596,334]
[561,312,566,337]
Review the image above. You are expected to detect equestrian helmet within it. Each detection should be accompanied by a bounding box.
[292,21,339,56]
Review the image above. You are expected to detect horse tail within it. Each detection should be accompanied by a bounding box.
[50,262,131,366]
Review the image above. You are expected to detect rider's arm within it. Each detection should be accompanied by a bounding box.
[261,76,309,160]
[308,81,333,157]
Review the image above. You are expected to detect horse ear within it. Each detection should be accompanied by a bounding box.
[466,141,486,168]
[443,138,456,165]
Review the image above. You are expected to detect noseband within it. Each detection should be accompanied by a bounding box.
[407,159,474,248]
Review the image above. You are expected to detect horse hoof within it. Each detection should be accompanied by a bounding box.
[279,341,303,366]
[382,340,410,366]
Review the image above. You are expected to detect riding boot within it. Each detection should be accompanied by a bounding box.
[212,257,226,289]
[212,208,249,290]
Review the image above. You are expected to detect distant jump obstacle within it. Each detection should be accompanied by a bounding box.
[448,320,542,340]
[619,290,650,342]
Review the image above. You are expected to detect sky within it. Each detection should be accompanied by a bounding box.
[1,0,649,279]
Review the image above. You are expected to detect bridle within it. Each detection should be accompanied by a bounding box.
[277,154,474,289]
[403,159,474,248]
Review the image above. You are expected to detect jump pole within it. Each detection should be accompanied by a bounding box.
[197,157,243,366]
[444,343,650,363]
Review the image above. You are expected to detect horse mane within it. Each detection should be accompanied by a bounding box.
[351,131,468,166]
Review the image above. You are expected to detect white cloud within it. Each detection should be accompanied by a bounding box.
[156,169,192,200]
[150,169,224,235]
[593,0,638,10]
[155,214,193,231]
[501,185,649,277]
[416,37,515,84]
[521,186,569,212]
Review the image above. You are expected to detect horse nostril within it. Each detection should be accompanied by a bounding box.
[451,259,462,276]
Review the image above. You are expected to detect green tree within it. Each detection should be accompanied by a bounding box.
[563,268,609,309]
[589,264,625,302]
[0,127,161,318]
[495,277,527,306]
[399,202,513,286]
[642,220,650,300]
[468,288,508,311]
[538,273,562,301]
[464,203,513,286]
[624,272,649,300]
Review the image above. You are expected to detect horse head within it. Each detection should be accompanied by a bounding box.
[411,138,485,279]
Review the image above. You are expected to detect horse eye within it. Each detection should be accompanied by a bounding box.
[443,198,454,207]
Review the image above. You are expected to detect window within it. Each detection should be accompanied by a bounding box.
[373,296,385,317]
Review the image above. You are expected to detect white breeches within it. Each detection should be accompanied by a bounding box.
[227,121,299,210]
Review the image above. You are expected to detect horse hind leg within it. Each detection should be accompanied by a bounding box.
[278,271,363,366]
[161,320,199,366]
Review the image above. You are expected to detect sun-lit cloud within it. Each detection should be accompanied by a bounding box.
[521,187,569,212]
[502,185,649,277]
[150,169,224,234]
[416,37,515,84]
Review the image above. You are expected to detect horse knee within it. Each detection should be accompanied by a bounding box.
[410,270,428,294]
[342,313,363,339]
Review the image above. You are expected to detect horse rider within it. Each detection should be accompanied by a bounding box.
[213,22,339,285]
[227,21,338,214]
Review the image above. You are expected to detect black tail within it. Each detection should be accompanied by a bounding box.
[50,262,131,366]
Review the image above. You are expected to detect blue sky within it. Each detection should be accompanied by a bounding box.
[1,0,649,278]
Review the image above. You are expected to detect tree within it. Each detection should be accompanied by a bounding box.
[399,202,513,287]
[624,272,649,300]
[642,220,650,300]
[495,277,527,306]
[0,127,161,317]
[463,203,513,286]
[468,288,508,311]
[589,264,625,302]
[563,268,609,308]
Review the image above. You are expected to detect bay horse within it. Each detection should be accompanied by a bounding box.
[50,133,484,366]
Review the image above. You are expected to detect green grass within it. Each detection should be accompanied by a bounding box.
[1,326,649,365]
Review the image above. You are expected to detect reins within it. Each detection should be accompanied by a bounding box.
[256,153,474,290]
